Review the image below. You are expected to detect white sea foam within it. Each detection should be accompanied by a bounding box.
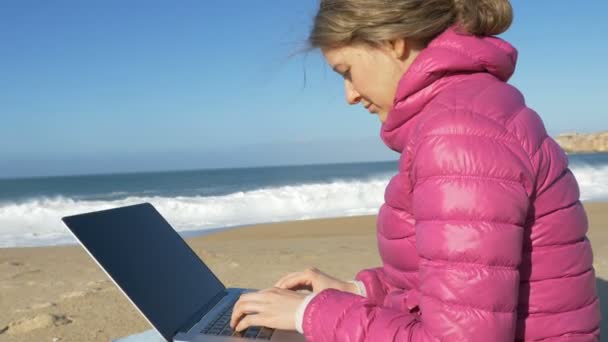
[0,165,606,248]
[0,179,388,248]
[570,164,608,202]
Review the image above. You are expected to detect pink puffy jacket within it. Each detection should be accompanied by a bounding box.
[302,27,601,341]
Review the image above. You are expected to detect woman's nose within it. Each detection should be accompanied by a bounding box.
[345,80,361,105]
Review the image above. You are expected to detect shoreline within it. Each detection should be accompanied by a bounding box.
[2,198,608,250]
[0,213,380,250]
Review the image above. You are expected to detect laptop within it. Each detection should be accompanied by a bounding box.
[62,202,306,342]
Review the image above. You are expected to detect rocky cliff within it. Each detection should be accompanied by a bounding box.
[554,131,608,153]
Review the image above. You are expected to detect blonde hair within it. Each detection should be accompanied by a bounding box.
[308,0,513,49]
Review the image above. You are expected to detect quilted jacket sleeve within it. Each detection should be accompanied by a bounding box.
[302,131,531,341]
[353,267,400,303]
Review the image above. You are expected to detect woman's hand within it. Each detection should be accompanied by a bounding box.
[274,267,359,294]
[229,287,308,332]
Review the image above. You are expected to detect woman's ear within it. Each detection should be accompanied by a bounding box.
[389,38,409,60]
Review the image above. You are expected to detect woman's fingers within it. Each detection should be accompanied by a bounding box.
[234,315,251,332]
[230,289,280,331]
[234,313,266,332]
[275,270,315,289]
[229,287,309,332]
[274,272,301,287]
[230,294,264,329]
[280,275,312,290]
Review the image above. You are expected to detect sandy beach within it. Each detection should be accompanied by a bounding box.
[0,203,606,342]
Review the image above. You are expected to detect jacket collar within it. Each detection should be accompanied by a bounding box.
[380,26,518,152]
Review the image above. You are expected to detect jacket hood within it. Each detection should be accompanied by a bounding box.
[381,26,518,151]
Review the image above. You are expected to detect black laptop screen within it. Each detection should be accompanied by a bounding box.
[62,203,225,341]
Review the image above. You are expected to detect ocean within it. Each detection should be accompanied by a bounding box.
[1,153,607,248]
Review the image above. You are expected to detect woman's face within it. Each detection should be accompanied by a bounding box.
[322,41,411,123]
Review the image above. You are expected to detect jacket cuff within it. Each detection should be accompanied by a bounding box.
[296,282,365,334]
[295,292,318,334]
[354,268,390,305]
[302,289,367,341]
[347,280,367,297]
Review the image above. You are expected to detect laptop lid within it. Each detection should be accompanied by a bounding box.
[62,203,226,341]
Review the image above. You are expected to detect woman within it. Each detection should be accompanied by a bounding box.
[230,0,601,340]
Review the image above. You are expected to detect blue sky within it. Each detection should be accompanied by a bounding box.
[1,1,607,178]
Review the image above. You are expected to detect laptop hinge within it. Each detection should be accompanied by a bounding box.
[177,290,227,335]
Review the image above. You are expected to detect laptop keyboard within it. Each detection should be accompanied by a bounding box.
[201,299,274,339]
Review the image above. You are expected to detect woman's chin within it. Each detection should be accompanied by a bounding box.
[377,111,388,123]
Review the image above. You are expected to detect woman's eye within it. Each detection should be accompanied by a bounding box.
[343,69,351,79]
